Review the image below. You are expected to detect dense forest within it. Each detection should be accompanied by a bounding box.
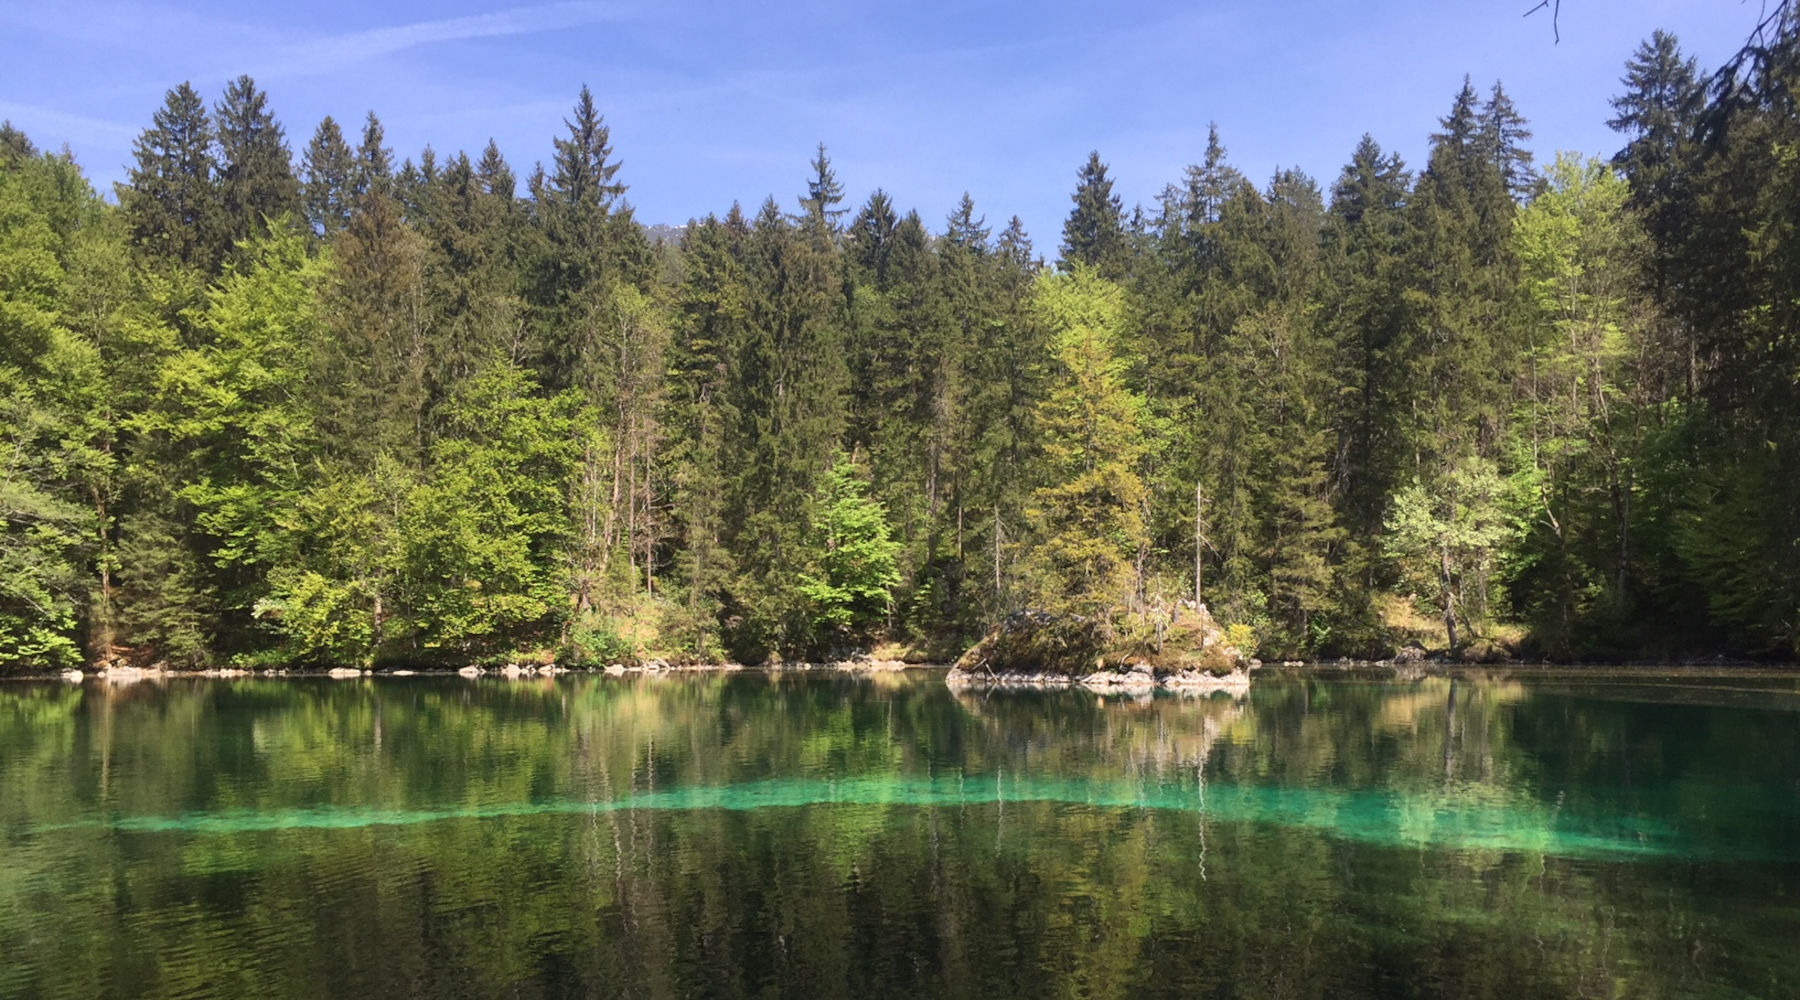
[2,14,1797,671]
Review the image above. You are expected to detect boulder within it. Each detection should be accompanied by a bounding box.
[949,604,1251,691]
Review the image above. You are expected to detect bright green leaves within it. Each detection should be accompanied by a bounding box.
[1024,267,1149,618]
[1384,461,1522,648]
[399,365,576,657]
[0,150,110,669]
[160,225,326,573]
[799,453,901,643]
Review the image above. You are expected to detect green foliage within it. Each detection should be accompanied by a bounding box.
[0,149,108,669]
[1058,151,1127,279]
[1384,461,1521,647]
[798,453,901,646]
[1024,267,1149,619]
[5,50,1800,668]
[1224,622,1259,658]
[557,612,635,667]
[399,363,576,660]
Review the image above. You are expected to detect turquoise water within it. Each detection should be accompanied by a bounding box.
[2,669,1797,998]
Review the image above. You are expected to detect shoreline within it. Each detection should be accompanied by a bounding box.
[945,665,1253,694]
[9,658,1798,685]
[7,659,935,684]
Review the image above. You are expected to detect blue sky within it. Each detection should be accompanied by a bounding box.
[0,0,1755,246]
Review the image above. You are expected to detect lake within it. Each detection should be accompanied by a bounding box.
[1,669,1796,999]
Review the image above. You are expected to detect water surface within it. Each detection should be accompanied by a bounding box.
[2,669,1797,998]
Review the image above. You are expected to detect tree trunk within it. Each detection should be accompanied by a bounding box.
[1440,537,1459,651]
[1194,480,1205,607]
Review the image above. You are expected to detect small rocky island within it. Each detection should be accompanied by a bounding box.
[946,602,1252,693]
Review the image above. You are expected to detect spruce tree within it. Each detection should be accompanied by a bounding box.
[944,192,990,252]
[666,215,747,655]
[548,85,624,214]
[413,148,524,410]
[300,116,354,239]
[476,139,516,200]
[351,112,394,201]
[1608,31,1706,318]
[997,215,1036,271]
[215,75,300,249]
[1059,151,1127,279]
[1479,81,1536,201]
[121,81,221,271]
[0,121,34,163]
[1608,30,1705,199]
[1025,267,1148,617]
[729,197,850,656]
[1247,169,1340,652]
[1320,134,1414,633]
[1407,79,1519,471]
[317,157,429,467]
[847,188,898,282]
[798,142,847,231]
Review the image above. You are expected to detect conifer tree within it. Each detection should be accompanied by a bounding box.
[0,121,35,163]
[526,87,661,612]
[351,112,394,201]
[1479,81,1536,201]
[847,188,898,282]
[1320,134,1414,636]
[1406,79,1519,472]
[1653,10,1800,654]
[121,82,221,272]
[798,142,847,230]
[944,192,990,252]
[214,75,300,249]
[728,198,850,656]
[413,148,525,410]
[665,214,747,655]
[476,139,516,200]
[300,116,354,239]
[997,215,1035,272]
[318,157,429,466]
[1245,169,1340,651]
[1025,267,1149,617]
[1608,29,1706,336]
[1059,151,1127,278]
[549,86,624,215]
[1608,30,1705,204]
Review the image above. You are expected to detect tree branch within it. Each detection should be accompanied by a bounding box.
[1523,0,1561,44]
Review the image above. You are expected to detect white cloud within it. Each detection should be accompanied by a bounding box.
[276,2,636,76]
[0,100,138,148]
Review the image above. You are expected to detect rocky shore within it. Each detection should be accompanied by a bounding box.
[945,604,1255,693]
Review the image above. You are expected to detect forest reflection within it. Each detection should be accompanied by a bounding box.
[1,671,1796,999]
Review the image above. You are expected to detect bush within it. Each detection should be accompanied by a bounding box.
[557,614,635,667]
[1224,622,1259,658]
